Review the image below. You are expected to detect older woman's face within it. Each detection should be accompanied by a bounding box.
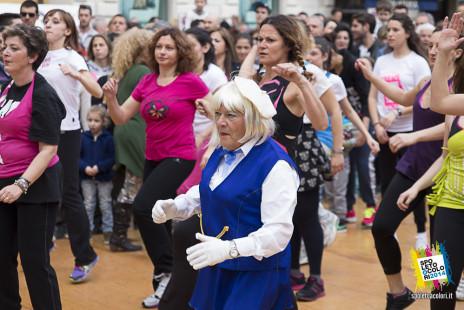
[215,106,246,151]
[3,36,34,76]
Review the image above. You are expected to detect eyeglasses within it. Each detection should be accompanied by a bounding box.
[20,12,36,18]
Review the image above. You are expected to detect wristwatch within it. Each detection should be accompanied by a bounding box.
[229,240,240,258]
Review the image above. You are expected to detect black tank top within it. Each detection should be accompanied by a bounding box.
[450,116,463,138]
[260,76,303,153]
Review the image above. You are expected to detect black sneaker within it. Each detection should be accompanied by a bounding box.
[296,276,325,301]
[290,272,305,290]
[386,287,415,310]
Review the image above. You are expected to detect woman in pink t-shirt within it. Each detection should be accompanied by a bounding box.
[103,27,212,307]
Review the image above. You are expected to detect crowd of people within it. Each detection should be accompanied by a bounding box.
[2,0,464,309]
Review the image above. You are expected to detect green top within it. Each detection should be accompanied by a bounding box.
[113,64,151,178]
[427,129,464,215]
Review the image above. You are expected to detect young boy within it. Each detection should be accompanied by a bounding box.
[374,0,392,36]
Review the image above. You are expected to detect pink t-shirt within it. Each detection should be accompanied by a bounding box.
[132,72,209,161]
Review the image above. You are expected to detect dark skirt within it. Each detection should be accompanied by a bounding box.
[190,265,293,310]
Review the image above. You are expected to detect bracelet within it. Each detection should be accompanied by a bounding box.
[373,122,381,127]
[14,177,30,194]
[396,107,402,117]
[333,147,344,154]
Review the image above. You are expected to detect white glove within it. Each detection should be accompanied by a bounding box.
[152,199,177,223]
[186,233,231,270]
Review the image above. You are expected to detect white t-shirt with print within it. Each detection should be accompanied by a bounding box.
[373,51,430,132]
[38,48,89,131]
[302,62,332,124]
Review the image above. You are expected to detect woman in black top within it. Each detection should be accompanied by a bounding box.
[0,24,65,310]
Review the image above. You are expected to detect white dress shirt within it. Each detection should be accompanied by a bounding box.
[174,137,299,260]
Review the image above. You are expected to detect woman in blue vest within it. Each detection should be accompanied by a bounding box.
[152,76,299,309]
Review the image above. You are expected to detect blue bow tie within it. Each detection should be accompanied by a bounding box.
[219,148,242,176]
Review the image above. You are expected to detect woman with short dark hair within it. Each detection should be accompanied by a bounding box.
[0,24,65,310]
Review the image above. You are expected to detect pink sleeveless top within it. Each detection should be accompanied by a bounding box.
[0,75,59,177]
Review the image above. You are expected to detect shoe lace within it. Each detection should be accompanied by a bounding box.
[363,207,376,218]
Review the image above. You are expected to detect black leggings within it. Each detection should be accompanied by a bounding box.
[290,188,323,275]
[0,202,61,310]
[372,172,432,275]
[58,130,97,266]
[378,132,427,233]
[133,158,195,279]
[159,216,199,310]
[430,207,464,310]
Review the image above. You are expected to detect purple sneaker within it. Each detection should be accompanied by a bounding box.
[69,256,99,283]
[290,272,306,290]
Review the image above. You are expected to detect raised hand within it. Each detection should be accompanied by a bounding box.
[102,78,118,101]
[271,63,305,85]
[439,13,464,53]
[355,58,374,81]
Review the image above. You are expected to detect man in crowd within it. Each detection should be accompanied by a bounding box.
[20,0,39,27]
[78,5,98,50]
[351,13,385,61]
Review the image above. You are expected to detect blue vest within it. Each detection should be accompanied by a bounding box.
[199,138,298,271]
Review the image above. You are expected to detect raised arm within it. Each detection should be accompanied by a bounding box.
[431,14,464,115]
[388,122,445,153]
[238,45,258,78]
[102,78,141,125]
[59,64,103,98]
[356,58,423,107]
[273,63,328,131]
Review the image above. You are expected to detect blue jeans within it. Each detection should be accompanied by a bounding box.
[81,179,113,233]
[346,142,377,209]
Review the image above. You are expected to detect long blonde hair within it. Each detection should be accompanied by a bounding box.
[111,29,153,78]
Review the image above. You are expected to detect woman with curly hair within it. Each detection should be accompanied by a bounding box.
[103,27,212,308]
[107,29,153,252]
[210,27,238,79]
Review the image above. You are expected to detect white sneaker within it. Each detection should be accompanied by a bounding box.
[319,206,339,248]
[415,232,428,251]
[142,293,160,308]
[456,277,464,301]
[142,273,171,308]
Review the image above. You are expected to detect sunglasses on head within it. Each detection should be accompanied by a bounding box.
[20,12,36,18]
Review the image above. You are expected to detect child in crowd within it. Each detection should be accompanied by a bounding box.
[183,0,208,30]
[79,106,115,244]
[374,0,392,35]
